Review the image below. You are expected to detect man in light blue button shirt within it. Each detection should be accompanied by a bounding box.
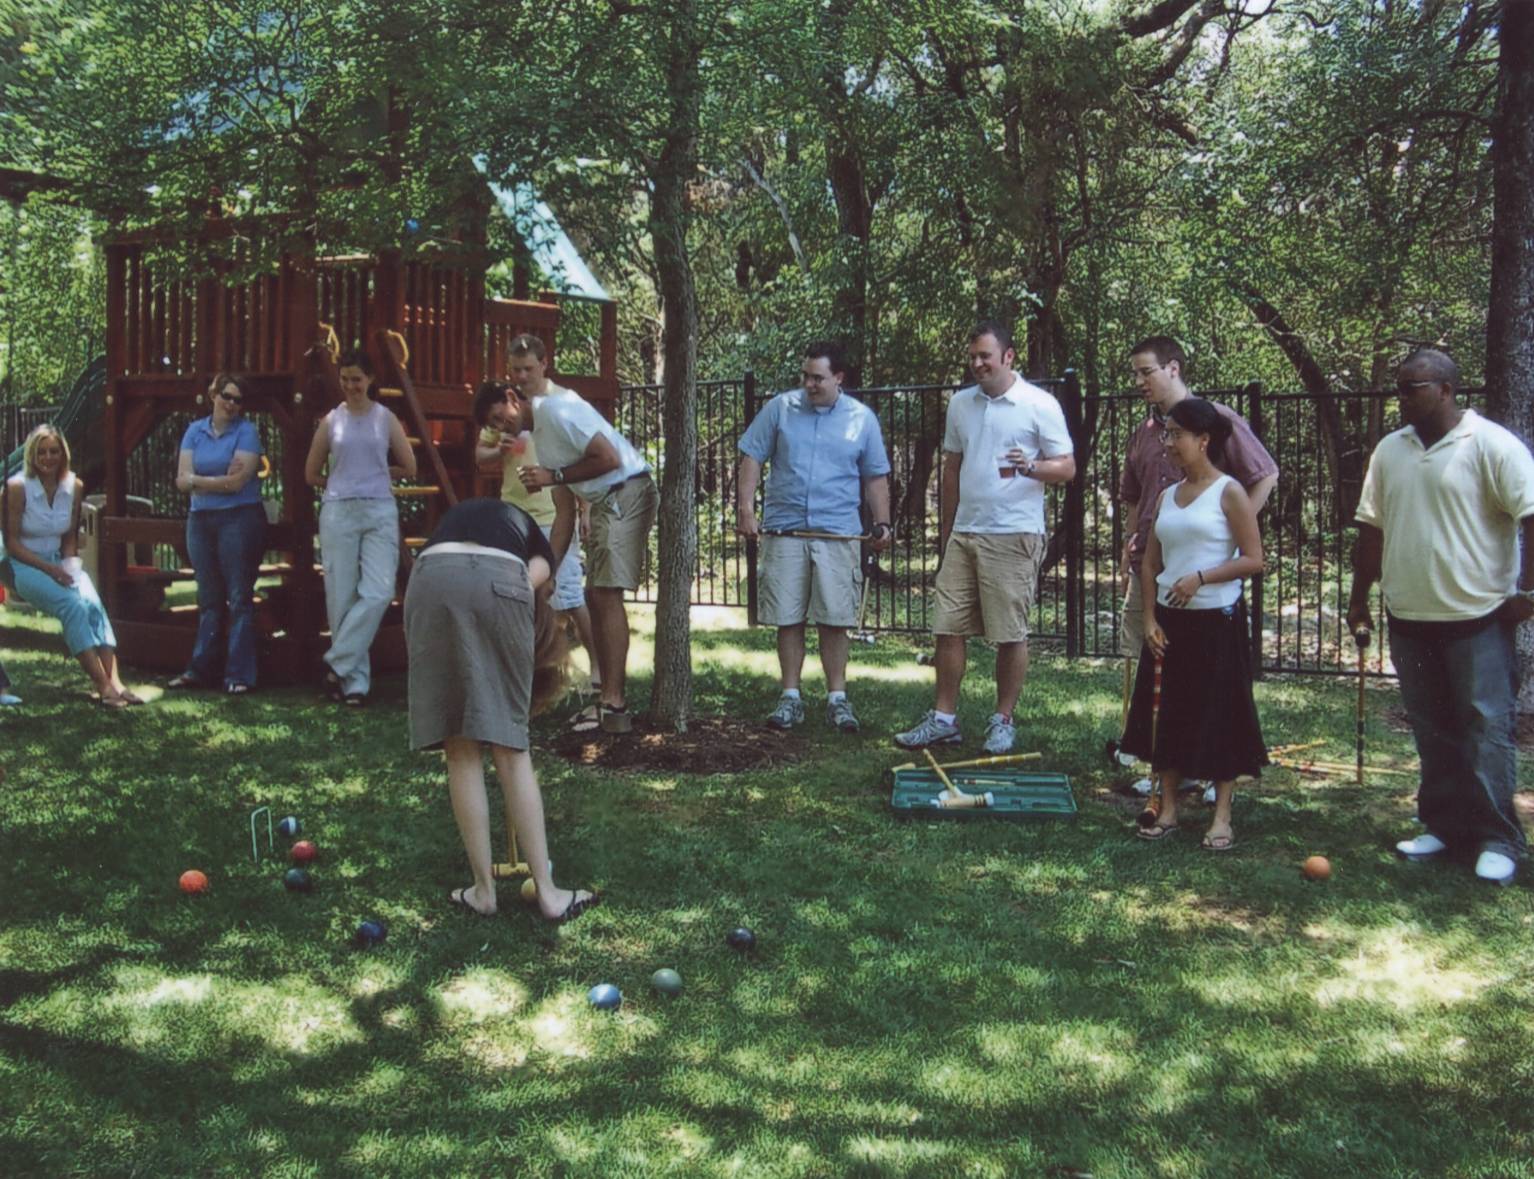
[737,341,892,733]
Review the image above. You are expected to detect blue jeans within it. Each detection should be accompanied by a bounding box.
[186,504,266,688]
[1390,615,1527,860]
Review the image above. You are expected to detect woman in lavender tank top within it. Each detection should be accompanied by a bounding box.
[304,349,416,705]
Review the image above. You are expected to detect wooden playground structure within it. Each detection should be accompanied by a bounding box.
[89,223,618,683]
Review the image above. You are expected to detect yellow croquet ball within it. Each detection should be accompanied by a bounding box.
[520,877,538,904]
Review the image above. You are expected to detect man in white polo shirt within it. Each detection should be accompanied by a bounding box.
[511,350,658,736]
[1346,348,1534,886]
[895,320,1076,753]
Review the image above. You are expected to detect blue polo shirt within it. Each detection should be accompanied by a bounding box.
[178,416,263,511]
[738,389,891,534]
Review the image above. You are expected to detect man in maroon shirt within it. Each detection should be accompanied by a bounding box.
[1116,336,1278,793]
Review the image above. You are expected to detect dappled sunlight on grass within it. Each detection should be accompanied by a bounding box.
[1313,926,1492,1010]
[430,969,531,1025]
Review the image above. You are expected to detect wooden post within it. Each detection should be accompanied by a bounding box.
[1060,369,1085,657]
[100,242,128,615]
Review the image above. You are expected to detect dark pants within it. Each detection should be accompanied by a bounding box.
[1390,615,1527,861]
[186,504,266,689]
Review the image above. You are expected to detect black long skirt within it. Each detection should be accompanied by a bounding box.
[1119,600,1267,782]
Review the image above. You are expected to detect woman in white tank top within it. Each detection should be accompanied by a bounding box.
[1119,398,1267,852]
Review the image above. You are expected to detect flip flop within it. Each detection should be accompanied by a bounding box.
[226,683,252,696]
[118,690,146,706]
[165,673,201,690]
[569,703,601,733]
[448,886,495,917]
[1201,833,1238,852]
[1136,822,1179,841]
[599,705,632,734]
[543,890,601,925]
[97,694,129,711]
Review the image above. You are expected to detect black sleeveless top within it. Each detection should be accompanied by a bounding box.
[419,498,555,566]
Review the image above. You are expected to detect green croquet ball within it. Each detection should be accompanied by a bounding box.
[283,867,313,892]
[519,878,538,904]
[651,968,683,997]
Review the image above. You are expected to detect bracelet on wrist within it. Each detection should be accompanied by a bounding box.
[1196,570,1205,586]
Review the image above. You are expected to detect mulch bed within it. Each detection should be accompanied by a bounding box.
[547,714,805,773]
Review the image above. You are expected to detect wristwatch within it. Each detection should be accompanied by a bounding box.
[871,522,892,539]
[552,467,565,485]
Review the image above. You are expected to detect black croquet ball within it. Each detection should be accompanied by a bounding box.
[726,926,756,952]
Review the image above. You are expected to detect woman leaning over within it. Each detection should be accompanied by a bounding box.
[406,496,599,923]
[167,373,266,694]
[304,349,416,707]
[2,424,142,707]
[1119,398,1266,851]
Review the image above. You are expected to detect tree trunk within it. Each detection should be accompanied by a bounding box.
[1486,0,1534,708]
[646,4,703,731]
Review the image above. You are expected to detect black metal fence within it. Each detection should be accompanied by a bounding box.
[1,402,61,464]
[620,374,1487,678]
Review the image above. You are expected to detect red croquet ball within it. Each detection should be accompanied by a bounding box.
[1302,855,1332,881]
[290,840,318,865]
[179,869,209,895]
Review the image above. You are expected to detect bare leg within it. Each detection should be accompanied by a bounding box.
[564,604,600,688]
[76,649,115,699]
[777,623,807,690]
[488,744,595,920]
[994,640,1029,717]
[1205,779,1236,848]
[586,586,629,710]
[444,736,497,914]
[98,647,127,695]
[933,633,967,714]
[817,625,849,694]
[1153,768,1186,828]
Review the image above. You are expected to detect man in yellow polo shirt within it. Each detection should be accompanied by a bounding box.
[1347,348,1534,887]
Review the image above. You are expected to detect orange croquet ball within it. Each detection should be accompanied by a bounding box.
[1302,855,1332,881]
[179,869,210,895]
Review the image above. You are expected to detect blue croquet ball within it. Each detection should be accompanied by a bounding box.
[726,926,757,952]
[277,816,301,838]
[283,867,313,892]
[355,919,387,947]
[651,968,683,997]
[404,218,421,235]
[588,983,622,1011]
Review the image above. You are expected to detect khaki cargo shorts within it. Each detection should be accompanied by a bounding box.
[933,531,1047,643]
[758,534,861,627]
[587,474,658,590]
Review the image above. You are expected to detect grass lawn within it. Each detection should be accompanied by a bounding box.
[3,602,1533,1178]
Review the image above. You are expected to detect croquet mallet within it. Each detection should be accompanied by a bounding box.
[1135,653,1165,828]
[491,826,531,879]
[890,751,1043,772]
[1103,657,1140,767]
[924,748,994,810]
[851,549,878,645]
[764,529,871,542]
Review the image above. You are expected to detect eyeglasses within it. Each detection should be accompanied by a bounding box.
[1159,427,1187,443]
[217,390,244,405]
[1395,379,1437,394]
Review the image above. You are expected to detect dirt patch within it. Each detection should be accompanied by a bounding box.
[547,714,805,773]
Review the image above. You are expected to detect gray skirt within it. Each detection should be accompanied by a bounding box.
[405,551,534,751]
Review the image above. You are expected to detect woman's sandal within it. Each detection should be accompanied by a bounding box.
[1136,821,1179,841]
[569,703,601,733]
[166,673,200,690]
[118,690,146,706]
[226,683,252,696]
[97,694,130,711]
[448,886,496,917]
[599,705,633,734]
[1201,832,1238,852]
[544,890,601,925]
[343,693,367,708]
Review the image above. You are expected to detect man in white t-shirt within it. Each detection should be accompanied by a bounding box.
[508,340,658,736]
[895,320,1076,753]
[1347,348,1534,887]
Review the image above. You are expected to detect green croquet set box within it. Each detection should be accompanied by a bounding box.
[888,768,1078,820]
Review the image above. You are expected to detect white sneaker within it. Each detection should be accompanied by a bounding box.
[1396,833,1448,861]
[1202,784,1217,805]
[1475,851,1517,886]
[1130,776,1154,797]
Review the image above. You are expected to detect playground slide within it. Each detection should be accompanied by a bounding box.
[2,355,107,480]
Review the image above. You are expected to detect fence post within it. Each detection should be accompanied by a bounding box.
[1061,369,1084,657]
[1246,381,1266,680]
[744,370,759,627]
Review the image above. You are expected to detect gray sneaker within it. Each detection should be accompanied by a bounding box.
[894,710,962,750]
[827,696,859,733]
[982,712,1016,755]
[766,693,805,730]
